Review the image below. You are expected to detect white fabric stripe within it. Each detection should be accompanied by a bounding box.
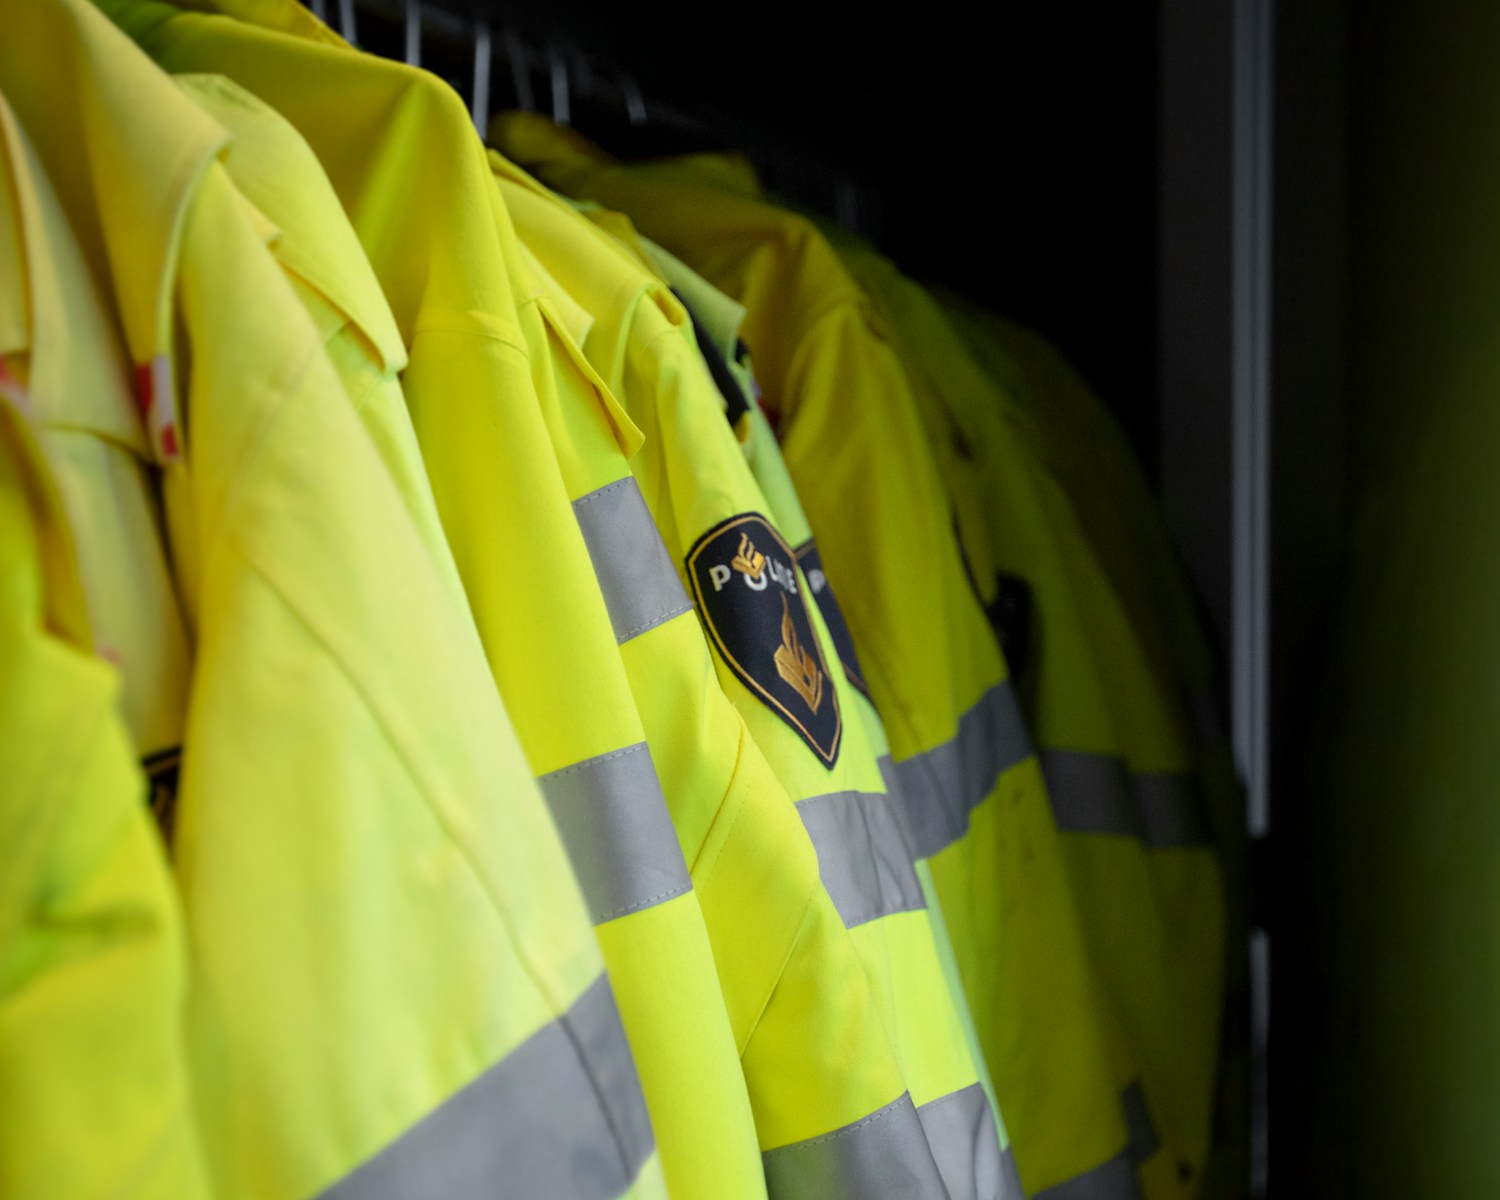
[573,477,693,644]
[762,1092,950,1200]
[1041,750,1213,849]
[538,743,692,924]
[319,974,654,1199]
[796,788,926,928]
[885,681,1034,860]
[915,1084,1012,1200]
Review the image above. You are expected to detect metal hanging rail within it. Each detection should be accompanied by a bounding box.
[301,0,878,238]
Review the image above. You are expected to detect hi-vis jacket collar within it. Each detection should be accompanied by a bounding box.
[0,95,152,466]
[493,112,765,200]
[173,72,407,375]
[2,0,242,463]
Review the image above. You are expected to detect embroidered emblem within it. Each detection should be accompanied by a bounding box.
[774,594,824,713]
[687,514,841,766]
[143,747,183,846]
[793,539,873,703]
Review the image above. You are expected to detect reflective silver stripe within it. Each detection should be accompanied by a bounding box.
[763,1091,949,1200]
[1042,751,1137,838]
[319,974,654,1199]
[538,743,691,924]
[1032,1153,1142,1200]
[573,477,693,643]
[796,788,926,928]
[914,1084,1011,1200]
[1041,750,1213,849]
[885,682,1034,859]
[1135,773,1213,849]
[1120,1080,1160,1165]
[1000,1147,1026,1200]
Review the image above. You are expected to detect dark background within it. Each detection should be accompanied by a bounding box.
[369,1,1164,479]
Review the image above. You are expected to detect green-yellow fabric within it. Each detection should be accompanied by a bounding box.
[492,153,943,1178]
[4,5,645,1197]
[0,246,208,1199]
[639,228,1014,1158]
[936,294,1251,1197]
[497,112,1144,1199]
[831,239,1225,1197]
[97,4,717,1195]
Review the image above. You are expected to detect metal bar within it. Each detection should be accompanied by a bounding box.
[472,21,492,135]
[1233,0,1276,1194]
[404,0,421,66]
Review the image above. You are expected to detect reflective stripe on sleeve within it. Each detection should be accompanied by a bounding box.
[573,477,693,644]
[914,1083,1014,1200]
[538,743,692,924]
[795,788,926,928]
[884,681,1034,860]
[1041,751,1212,849]
[1000,1148,1026,1200]
[762,1092,950,1200]
[319,974,655,1199]
[1031,1153,1142,1200]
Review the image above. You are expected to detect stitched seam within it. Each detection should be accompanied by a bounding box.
[777,1094,911,1151]
[572,477,634,508]
[618,600,694,641]
[538,743,647,782]
[596,881,692,923]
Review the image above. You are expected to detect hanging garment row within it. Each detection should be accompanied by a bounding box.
[0,1,1243,1198]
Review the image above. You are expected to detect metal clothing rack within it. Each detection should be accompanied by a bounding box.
[302,0,881,239]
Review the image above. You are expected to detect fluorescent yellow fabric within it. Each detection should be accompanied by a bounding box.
[3,6,649,1198]
[0,63,190,811]
[649,237,1015,1164]
[97,4,755,1195]
[0,210,208,1198]
[831,240,1225,1197]
[496,114,1143,1200]
[492,156,952,1195]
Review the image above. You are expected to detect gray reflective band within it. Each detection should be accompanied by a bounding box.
[762,1091,949,1200]
[1000,1147,1026,1200]
[1032,1153,1142,1200]
[573,478,693,643]
[1041,751,1212,849]
[915,1084,1012,1200]
[1120,1080,1160,1166]
[538,743,692,924]
[796,789,926,928]
[1135,773,1213,849]
[885,682,1034,859]
[319,974,654,1200]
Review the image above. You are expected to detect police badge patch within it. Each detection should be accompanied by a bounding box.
[687,514,841,767]
[793,539,874,705]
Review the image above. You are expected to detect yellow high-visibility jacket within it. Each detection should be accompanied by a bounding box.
[492,153,961,1196]
[496,154,1007,1198]
[0,109,208,1196]
[497,113,1148,1200]
[159,55,748,1197]
[935,295,1250,1199]
[3,5,655,1197]
[641,232,1025,1198]
[828,239,1225,1198]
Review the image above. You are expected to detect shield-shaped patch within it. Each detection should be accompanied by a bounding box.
[686,513,841,767]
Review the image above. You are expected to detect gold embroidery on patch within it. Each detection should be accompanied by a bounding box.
[774,594,824,713]
[731,532,766,582]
